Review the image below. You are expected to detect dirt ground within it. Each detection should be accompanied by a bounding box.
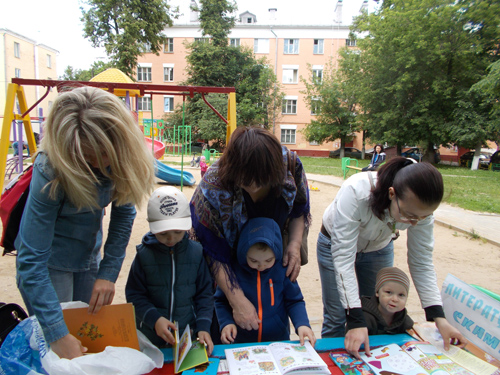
[2,167,500,339]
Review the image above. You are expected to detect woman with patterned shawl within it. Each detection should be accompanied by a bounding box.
[190,126,310,333]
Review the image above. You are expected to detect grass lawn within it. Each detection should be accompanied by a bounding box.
[298,157,500,214]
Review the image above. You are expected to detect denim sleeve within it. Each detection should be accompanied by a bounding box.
[98,202,136,282]
[16,160,69,343]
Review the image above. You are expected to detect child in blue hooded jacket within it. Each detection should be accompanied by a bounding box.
[215,217,316,346]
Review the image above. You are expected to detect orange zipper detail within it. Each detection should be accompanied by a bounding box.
[257,271,262,342]
[270,279,274,306]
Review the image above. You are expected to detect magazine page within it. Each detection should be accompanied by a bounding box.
[402,341,472,375]
[224,345,281,375]
[359,343,429,375]
[268,342,329,374]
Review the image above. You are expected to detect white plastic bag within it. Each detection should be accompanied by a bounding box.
[0,303,163,375]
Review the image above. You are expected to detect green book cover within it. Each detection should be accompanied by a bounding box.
[174,322,208,373]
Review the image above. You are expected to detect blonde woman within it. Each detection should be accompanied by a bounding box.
[15,86,156,359]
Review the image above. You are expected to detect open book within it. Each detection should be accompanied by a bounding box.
[224,341,329,375]
[173,322,208,374]
[62,303,140,353]
[358,342,500,375]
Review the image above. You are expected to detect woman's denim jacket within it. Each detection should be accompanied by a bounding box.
[15,153,136,343]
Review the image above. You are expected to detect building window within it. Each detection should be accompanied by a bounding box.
[282,67,298,84]
[346,39,357,47]
[47,54,52,68]
[311,98,321,115]
[164,96,174,112]
[254,39,269,54]
[194,37,210,43]
[15,68,21,78]
[138,97,151,111]
[137,66,152,82]
[14,42,20,58]
[142,43,152,53]
[313,39,324,54]
[282,99,297,114]
[309,140,319,145]
[312,66,323,83]
[164,38,174,53]
[281,129,296,144]
[229,38,240,47]
[164,67,174,82]
[284,39,299,54]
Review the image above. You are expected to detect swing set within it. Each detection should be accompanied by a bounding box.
[0,77,237,192]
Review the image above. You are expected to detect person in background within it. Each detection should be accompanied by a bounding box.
[126,186,214,355]
[317,157,466,359]
[362,144,386,171]
[216,217,315,347]
[15,86,156,360]
[200,155,208,179]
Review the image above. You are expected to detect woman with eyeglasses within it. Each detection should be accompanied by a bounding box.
[317,157,466,359]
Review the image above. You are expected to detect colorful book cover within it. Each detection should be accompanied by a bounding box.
[173,322,208,373]
[329,352,376,375]
[62,303,140,353]
[182,357,220,375]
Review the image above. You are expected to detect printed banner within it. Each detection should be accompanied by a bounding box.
[442,274,500,361]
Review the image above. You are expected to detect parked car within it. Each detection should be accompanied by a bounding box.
[329,147,373,160]
[401,147,441,163]
[459,151,491,169]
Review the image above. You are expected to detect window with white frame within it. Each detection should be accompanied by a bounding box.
[163,64,174,82]
[311,97,321,115]
[47,54,52,68]
[281,125,296,144]
[15,68,21,78]
[313,39,324,54]
[254,39,269,54]
[137,65,152,82]
[142,43,152,53]
[164,38,174,53]
[282,97,297,114]
[164,96,174,112]
[229,38,240,47]
[282,65,299,84]
[138,96,151,111]
[312,65,323,83]
[194,37,210,43]
[284,39,299,54]
[346,39,357,47]
[14,42,20,58]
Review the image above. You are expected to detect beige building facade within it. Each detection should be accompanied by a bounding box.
[0,28,59,137]
[137,1,368,155]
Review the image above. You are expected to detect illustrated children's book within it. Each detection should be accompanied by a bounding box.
[62,302,140,353]
[181,357,220,375]
[173,322,209,374]
[329,352,376,375]
[360,343,431,375]
[224,341,329,375]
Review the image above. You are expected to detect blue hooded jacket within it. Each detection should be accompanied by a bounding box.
[215,217,310,343]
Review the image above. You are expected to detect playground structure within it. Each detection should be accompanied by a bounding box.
[0,77,237,191]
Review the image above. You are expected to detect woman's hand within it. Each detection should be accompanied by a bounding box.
[50,333,87,359]
[88,279,115,314]
[231,295,261,330]
[154,317,177,345]
[283,240,301,282]
[344,327,371,360]
[435,317,468,350]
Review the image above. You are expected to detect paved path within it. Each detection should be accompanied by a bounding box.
[307,173,500,247]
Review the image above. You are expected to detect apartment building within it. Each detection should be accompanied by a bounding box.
[0,28,59,132]
[136,0,369,154]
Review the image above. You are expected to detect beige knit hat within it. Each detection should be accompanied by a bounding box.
[375,267,410,294]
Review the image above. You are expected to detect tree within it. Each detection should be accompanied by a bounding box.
[60,61,113,81]
[192,0,236,47]
[301,60,360,158]
[348,0,500,163]
[81,0,177,77]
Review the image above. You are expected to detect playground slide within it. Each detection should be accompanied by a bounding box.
[155,159,196,186]
[144,137,166,160]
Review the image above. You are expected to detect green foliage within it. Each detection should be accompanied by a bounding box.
[80,0,177,77]
[60,61,114,81]
[193,0,236,46]
[301,61,360,153]
[347,0,500,154]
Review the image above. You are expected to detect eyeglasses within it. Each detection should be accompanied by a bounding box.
[395,196,431,223]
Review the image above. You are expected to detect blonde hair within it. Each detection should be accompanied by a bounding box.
[41,86,156,209]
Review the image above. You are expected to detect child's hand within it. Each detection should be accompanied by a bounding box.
[154,317,176,345]
[198,331,214,356]
[221,324,237,344]
[298,326,316,347]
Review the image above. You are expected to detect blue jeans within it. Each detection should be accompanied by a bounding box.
[316,232,394,338]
